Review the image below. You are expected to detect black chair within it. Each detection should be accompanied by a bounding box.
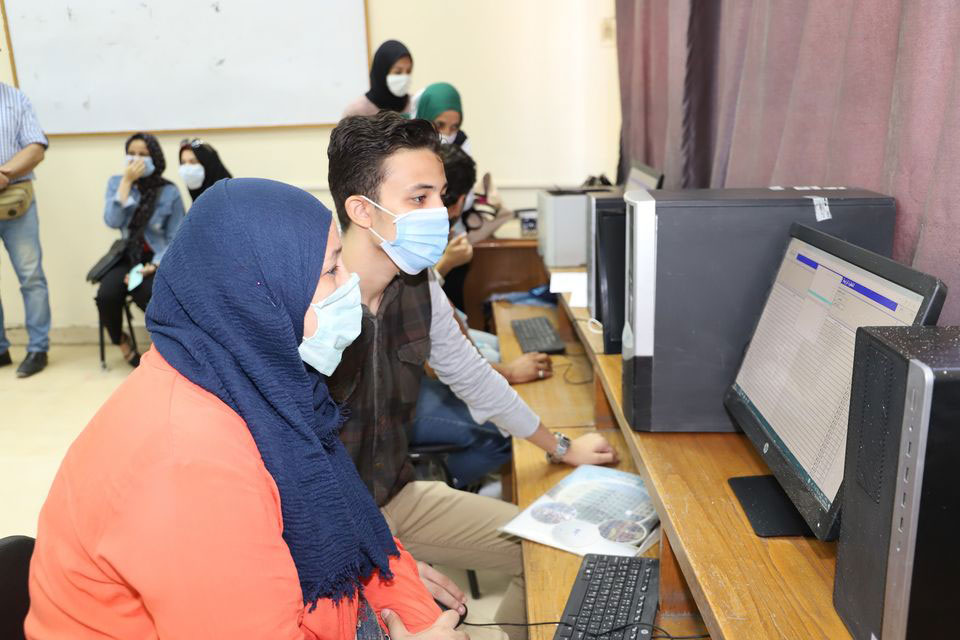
[0,535,35,640]
[407,443,482,600]
[96,296,139,370]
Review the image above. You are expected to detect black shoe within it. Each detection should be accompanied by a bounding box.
[0,350,11,367]
[16,351,47,378]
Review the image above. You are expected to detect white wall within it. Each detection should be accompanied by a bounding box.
[0,0,620,341]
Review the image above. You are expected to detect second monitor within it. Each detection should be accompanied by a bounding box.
[724,223,946,540]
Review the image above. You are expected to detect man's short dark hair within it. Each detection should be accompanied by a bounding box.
[439,145,476,208]
[328,112,441,229]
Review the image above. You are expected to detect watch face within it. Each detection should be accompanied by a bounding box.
[553,434,570,458]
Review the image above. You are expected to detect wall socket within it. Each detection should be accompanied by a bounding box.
[601,16,616,44]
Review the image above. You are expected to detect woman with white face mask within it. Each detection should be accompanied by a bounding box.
[97,132,185,367]
[28,179,464,640]
[412,83,470,154]
[342,40,414,118]
[178,138,232,203]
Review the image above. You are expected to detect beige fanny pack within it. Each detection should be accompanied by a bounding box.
[0,180,34,220]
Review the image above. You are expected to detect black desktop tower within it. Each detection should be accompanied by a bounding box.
[587,192,628,354]
[621,187,898,431]
[596,210,627,353]
[834,326,960,639]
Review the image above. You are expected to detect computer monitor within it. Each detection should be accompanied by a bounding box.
[626,162,663,191]
[723,223,946,541]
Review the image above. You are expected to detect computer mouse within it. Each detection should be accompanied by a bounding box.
[434,599,468,628]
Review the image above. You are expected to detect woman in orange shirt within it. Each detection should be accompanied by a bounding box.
[26,178,466,640]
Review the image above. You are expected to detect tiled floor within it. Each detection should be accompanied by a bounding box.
[1,345,131,539]
[1,344,510,638]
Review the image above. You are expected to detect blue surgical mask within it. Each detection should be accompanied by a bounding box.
[361,196,449,274]
[298,273,362,375]
[126,154,155,178]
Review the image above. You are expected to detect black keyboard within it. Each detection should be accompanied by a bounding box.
[511,316,565,354]
[553,554,660,640]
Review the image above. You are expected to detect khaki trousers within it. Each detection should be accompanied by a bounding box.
[382,481,527,640]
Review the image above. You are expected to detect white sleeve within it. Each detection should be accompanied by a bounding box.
[426,273,540,438]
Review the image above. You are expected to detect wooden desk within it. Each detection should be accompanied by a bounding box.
[514,429,707,640]
[557,285,852,639]
[464,237,548,331]
[495,300,706,640]
[493,301,593,429]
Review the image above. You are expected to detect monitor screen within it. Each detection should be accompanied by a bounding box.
[733,237,924,510]
[726,225,944,540]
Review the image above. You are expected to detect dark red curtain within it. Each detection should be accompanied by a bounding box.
[617,0,960,324]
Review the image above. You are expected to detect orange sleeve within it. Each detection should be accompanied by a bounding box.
[362,540,443,634]
[96,452,335,639]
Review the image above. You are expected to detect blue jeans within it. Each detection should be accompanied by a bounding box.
[0,201,50,353]
[408,376,512,489]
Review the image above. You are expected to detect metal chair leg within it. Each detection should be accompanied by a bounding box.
[96,297,107,371]
[467,569,481,600]
[123,300,139,354]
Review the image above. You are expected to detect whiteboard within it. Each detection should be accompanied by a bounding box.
[4,0,369,133]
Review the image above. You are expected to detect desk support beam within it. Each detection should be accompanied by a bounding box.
[659,533,700,617]
[594,376,615,429]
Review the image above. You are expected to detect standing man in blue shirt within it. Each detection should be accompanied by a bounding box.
[0,83,51,378]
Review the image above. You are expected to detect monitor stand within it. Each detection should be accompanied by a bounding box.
[728,475,814,538]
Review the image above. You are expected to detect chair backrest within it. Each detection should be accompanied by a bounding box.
[0,535,35,640]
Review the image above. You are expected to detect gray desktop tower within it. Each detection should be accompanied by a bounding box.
[622,187,897,431]
[538,187,616,268]
[834,326,960,639]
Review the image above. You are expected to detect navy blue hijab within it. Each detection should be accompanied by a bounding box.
[145,178,398,606]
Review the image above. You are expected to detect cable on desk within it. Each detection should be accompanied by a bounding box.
[575,316,604,335]
[462,619,709,639]
[551,353,593,385]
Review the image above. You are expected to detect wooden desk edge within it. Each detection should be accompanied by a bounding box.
[474,236,539,249]
[558,294,854,640]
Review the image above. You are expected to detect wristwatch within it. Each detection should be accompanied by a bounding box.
[547,433,572,464]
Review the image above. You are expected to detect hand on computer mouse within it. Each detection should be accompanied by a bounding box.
[417,561,467,615]
[433,599,468,628]
[381,608,468,640]
[563,432,619,466]
[503,352,553,384]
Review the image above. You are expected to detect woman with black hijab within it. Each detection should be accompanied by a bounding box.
[178,138,233,202]
[342,40,414,118]
[98,132,185,366]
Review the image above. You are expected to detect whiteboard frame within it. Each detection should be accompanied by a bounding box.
[0,0,373,136]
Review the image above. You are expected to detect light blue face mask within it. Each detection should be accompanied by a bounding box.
[298,272,362,375]
[361,196,450,274]
[126,154,155,177]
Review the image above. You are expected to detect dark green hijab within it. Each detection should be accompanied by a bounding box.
[416,82,462,125]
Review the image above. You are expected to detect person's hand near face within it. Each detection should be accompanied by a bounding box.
[124,157,146,182]
[435,233,472,277]
[116,138,152,203]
